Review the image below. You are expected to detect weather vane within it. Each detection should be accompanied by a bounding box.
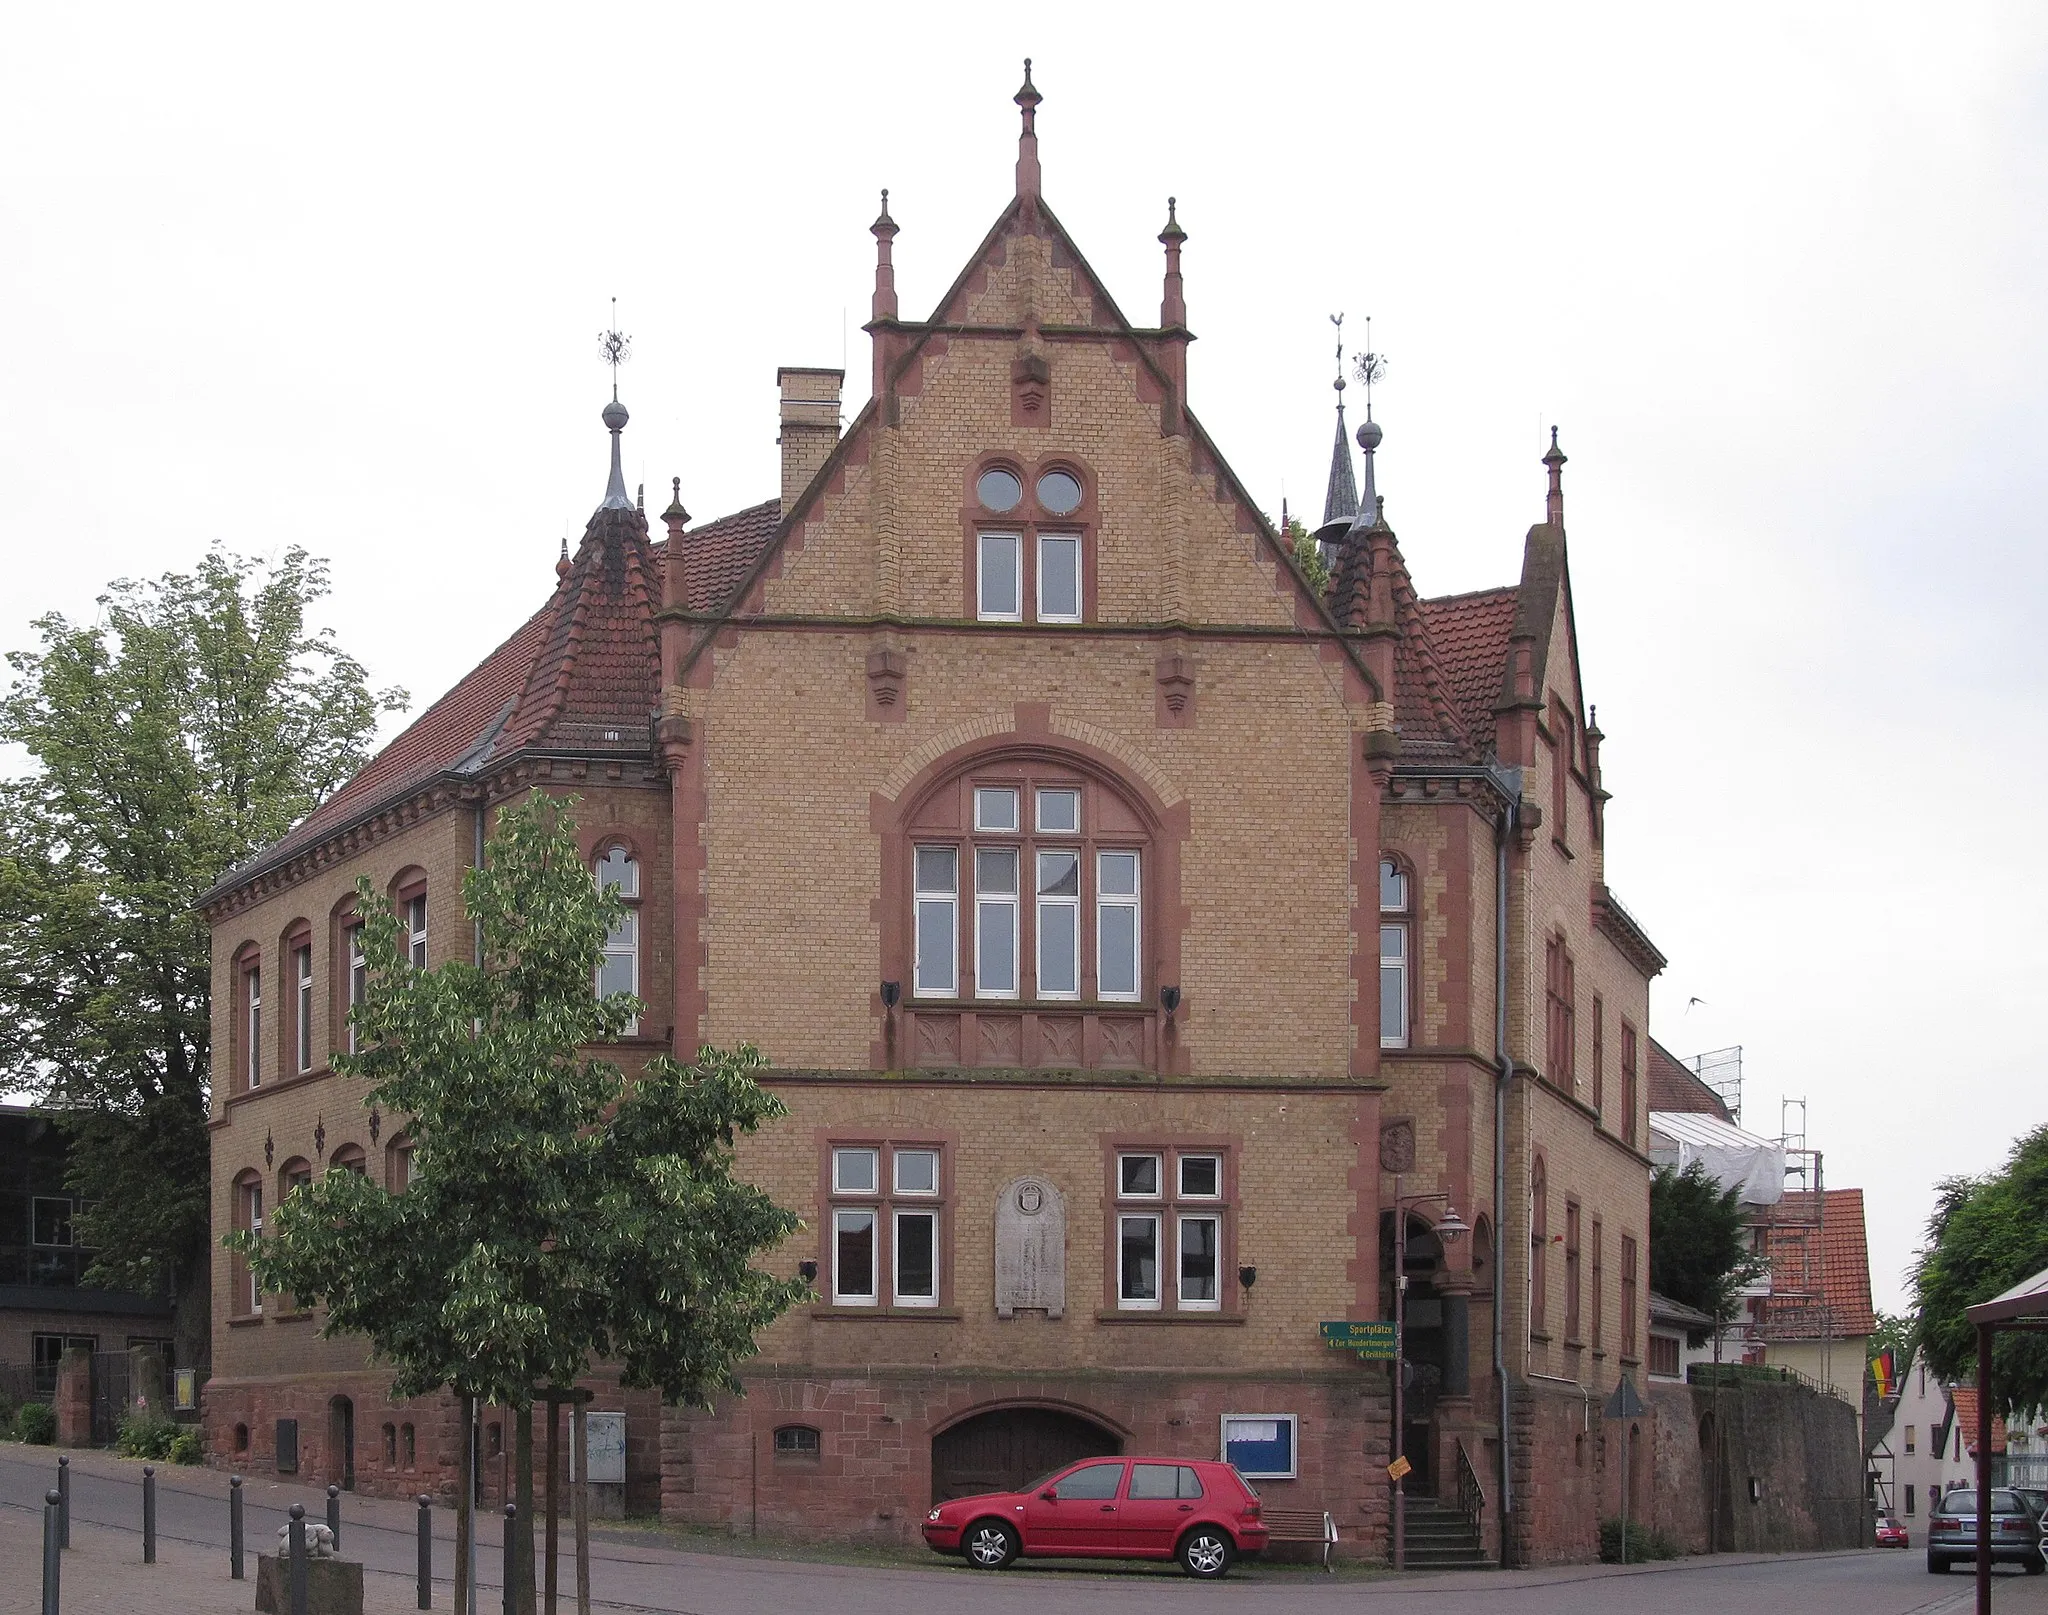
[599,296,631,401]
[1351,316,1386,420]
[1330,313,1347,393]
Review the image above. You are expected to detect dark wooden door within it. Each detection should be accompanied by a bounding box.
[931,1407,1120,1503]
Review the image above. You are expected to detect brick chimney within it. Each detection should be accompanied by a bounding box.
[777,367,843,509]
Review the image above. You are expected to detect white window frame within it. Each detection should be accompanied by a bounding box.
[1178,1153,1222,1199]
[974,846,1020,1000]
[294,944,314,1074]
[832,1147,879,1195]
[1035,788,1081,834]
[973,787,1020,833]
[1178,1212,1222,1310]
[596,849,641,1035]
[893,1148,940,1196]
[977,532,1022,622]
[831,1208,878,1306]
[244,1182,264,1315]
[1035,848,1082,1000]
[913,846,959,998]
[406,894,428,969]
[892,1208,939,1307]
[246,965,262,1089]
[346,924,367,1055]
[1219,1413,1299,1481]
[1380,858,1409,1050]
[1118,1152,1163,1199]
[1036,533,1082,623]
[1095,849,1141,1002]
[1117,1212,1162,1310]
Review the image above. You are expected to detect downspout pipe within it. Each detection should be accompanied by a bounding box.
[1490,769,1520,1564]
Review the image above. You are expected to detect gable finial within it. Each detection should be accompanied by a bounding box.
[1543,425,1568,527]
[556,536,570,581]
[871,188,900,322]
[1341,322,1387,536]
[1322,314,1359,527]
[1015,59,1042,201]
[598,297,633,511]
[1158,197,1187,328]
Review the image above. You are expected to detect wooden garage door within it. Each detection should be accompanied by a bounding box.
[931,1406,1121,1503]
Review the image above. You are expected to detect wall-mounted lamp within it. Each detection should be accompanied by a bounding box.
[1238,1265,1257,1289]
[880,981,901,1008]
[1159,985,1182,1015]
[798,1260,819,1285]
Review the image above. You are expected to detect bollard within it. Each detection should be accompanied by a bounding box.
[142,1465,157,1564]
[328,1482,342,1553]
[42,1489,61,1615]
[502,1504,516,1615]
[57,1455,70,1550]
[231,1475,245,1580]
[288,1503,310,1615]
[418,1494,433,1610]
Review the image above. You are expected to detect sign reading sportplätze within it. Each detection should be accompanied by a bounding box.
[1320,1320,1397,1360]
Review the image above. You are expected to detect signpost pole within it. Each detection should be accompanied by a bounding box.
[1393,1265,1406,1571]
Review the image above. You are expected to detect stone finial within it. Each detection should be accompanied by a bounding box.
[871,188,899,322]
[1158,198,1187,328]
[556,537,571,581]
[1015,60,1042,201]
[601,397,632,512]
[661,475,689,526]
[1544,425,1567,527]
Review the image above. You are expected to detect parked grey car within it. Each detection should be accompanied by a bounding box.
[1927,1489,2045,1574]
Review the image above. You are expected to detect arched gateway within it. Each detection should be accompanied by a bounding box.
[931,1405,1121,1503]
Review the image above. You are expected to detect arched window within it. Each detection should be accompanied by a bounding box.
[386,1135,414,1194]
[773,1424,822,1461]
[595,845,640,1035]
[281,921,313,1076]
[329,1143,366,1176]
[969,458,1094,625]
[1379,858,1411,1049]
[389,869,428,970]
[234,944,263,1090]
[382,1422,397,1468]
[232,1170,264,1317]
[1530,1154,1549,1336]
[401,1423,415,1469]
[331,896,367,1059]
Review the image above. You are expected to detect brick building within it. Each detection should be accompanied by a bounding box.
[199,67,1665,1564]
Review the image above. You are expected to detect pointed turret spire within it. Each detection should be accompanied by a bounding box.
[871,189,899,322]
[1322,315,1359,527]
[599,304,633,511]
[1158,197,1187,328]
[1015,59,1042,201]
[1543,426,1567,527]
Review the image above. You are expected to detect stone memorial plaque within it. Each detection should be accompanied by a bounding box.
[994,1175,1065,1318]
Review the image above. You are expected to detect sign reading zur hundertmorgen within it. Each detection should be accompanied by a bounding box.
[1320,1320,1397,1361]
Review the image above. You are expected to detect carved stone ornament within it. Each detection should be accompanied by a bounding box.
[866,648,906,710]
[367,1105,381,1143]
[1379,1119,1416,1175]
[994,1174,1066,1319]
[264,1128,274,1167]
[313,1116,325,1156]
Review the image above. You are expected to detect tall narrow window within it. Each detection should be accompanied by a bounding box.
[1096,851,1141,1001]
[235,1175,264,1315]
[975,848,1019,998]
[244,961,262,1090]
[1620,1023,1639,1150]
[1550,701,1572,851]
[1036,850,1081,998]
[293,942,314,1075]
[1119,1214,1161,1309]
[977,533,1021,621]
[346,922,367,1055]
[1544,934,1575,1089]
[1531,1155,1549,1335]
[596,846,641,1034]
[833,1208,877,1305]
[406,894,428,969]
[1179,1213,1220,1309]
[913,847,959,997]
[1591,995,1605,1119]
[1621,1234,1639,1359]
[1038,533,1081,622]
[1380,858,1410,1048]
[1565,1200,1583,1342]
[1591,1217,1604,1352]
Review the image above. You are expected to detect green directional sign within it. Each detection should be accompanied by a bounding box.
[1320,1320,1397,1360]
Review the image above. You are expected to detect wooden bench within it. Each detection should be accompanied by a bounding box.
[1257,1507,1338,1570]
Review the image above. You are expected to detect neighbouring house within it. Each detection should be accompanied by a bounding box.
[1,1104,176,1394]
[197,66,1670,1565]
[1758,1188,1875,1441]
[1889,1349,2008,1542]
[1647,1291,1716,1384]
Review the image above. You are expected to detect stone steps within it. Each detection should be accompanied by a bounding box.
[1398,1498,1494,1570]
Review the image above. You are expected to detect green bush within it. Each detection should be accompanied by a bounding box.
[1599,1517,1678,1563]
[167,1426,202,1465]
[15,1402,57,1444]
[117,1410,180,1460]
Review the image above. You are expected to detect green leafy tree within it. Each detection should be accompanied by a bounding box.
[1649,1161,1766,1330]
[1869,1309,1913,1367]
[0,548,403,1362]
[1285,516,1331,595]
[232,795,804,1612]
[1913,1124,2048,1416]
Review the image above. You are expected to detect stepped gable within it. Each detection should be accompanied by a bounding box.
[671,498,781,614]
[1418,587,1519,752]
[499,500,662,755]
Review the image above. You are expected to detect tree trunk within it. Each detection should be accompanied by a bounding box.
[516,1403,536,1615]
[454,1393,474,1615]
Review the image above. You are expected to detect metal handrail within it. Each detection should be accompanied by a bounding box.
[1456,1437,1487,1545]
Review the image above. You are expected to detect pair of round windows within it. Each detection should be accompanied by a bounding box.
[977,467,1083,516]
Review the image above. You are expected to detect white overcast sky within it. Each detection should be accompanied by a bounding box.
[5,4,2044,1312]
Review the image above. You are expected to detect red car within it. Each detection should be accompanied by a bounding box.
[923,1455,1270,1578]
[1876,1516,1909,1548]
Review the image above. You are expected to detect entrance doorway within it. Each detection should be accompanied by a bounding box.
[328,1396,355,1491]
[931,1405,1120,1504]
[1382,1210,1447,1493]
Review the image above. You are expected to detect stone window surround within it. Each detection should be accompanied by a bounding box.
[279,919,314,1078]
[1378,853,1414,1050]
[814,1130,958,1317]
[232,941,263,1092]
[1100,1135,1240,1319]
[960,453,1099,626]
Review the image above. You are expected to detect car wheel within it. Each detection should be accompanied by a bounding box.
[1180,1527,1234,1579]
[2027,1553,2046,1576]
[1928,1554,1949,1574]
[964,1520,1019,1570]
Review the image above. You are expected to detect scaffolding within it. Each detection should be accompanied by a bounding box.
[1684,1045,1745,1123]
[1750,1099,1832,1349]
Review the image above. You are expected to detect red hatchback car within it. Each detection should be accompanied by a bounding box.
[923,1455,1269,1579]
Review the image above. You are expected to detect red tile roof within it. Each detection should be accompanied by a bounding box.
[1950,1387,2009,1455]
[1765,1188,1877,1338]
[1648,1039,1732,1119]
[673,498,781,614]
[1417,588,1518,749]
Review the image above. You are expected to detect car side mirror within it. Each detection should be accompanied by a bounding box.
[1040,1489,1057,1502]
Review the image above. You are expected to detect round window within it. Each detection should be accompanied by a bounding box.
[976,468,1023,512]
[1036,469,1083,515]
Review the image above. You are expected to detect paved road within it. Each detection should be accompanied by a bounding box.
[3,1444,2040,1614]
